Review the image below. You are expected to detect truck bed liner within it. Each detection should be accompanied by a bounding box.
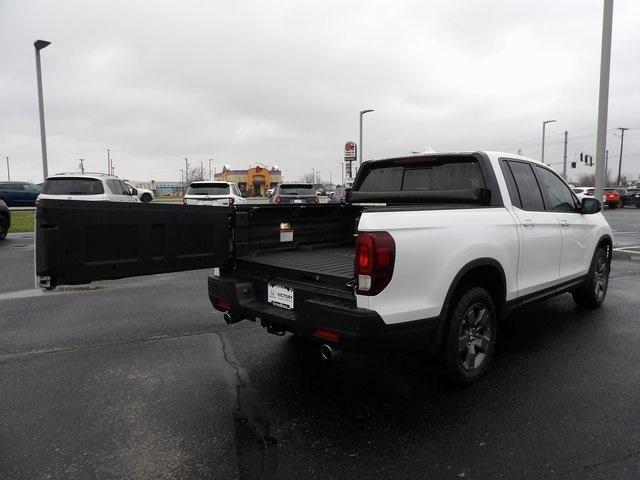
[239,246,354,279]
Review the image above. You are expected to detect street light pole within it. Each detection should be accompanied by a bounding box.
[541,119,556,165]
[6,156,9,181]
[594,0,614,202]
[616,127,629,185]
[359,109,374,166]
[34,39,51,180]
[107,148,111,174]
[209,159,214,180]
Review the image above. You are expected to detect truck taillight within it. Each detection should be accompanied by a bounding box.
[182,198,187,205]
[275,196,281,204]
[314,196,319,204]
[355,231,395,296]
[229,197,235,205]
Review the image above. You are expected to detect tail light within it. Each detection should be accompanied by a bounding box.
[228,197,235,205]
[182,198,187,205]
[314,196,319,204]
[275,196,281,204]
[355,231,395,296]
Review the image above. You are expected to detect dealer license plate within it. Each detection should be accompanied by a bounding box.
[267,283,294,310]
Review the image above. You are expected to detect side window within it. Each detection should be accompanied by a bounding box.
[119,181,132,195]
[499,160,521,208]
[106,179,125,195]
[533,166,577,212]
[507,161,545,211]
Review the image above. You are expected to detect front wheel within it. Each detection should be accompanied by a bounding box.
[141,193,152,203]
[572,246,610,308]
[440,286,497,385]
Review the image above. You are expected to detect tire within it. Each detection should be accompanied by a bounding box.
[608,202,617,209]
[440,286,497,385]
[141,193,152,203]
[618,201,624,209]
[0,214,8,240]
[572,246,610,309]
[636,202,640,209]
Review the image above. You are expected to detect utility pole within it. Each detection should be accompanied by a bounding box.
[107,148,111,174]
[111,165,115,176]
[312,167,315,184]
[594,0,614,202]
[184,157,189,185]
[617,127,629,185]
[209,159,214,180]
[562,130,568,180]
[200,160,204,179]
[6,156,9,181]
[180,169,184,195]
[605,150,609,184]
[79,158,85,174]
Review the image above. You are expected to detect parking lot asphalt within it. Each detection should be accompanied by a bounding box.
[1,209,640,479]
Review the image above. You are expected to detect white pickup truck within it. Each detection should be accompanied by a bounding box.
[35,151,612,384]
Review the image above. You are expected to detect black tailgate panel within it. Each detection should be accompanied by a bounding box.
[36,200,231,288]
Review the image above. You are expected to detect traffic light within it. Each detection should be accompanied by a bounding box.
[571,161,577,168]
[589,155,593,166]
[580,153,584,163]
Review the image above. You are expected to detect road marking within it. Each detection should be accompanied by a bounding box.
[613,231,640,235]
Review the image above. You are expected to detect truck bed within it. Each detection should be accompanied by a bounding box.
[235,246,355,289]
[243,246,354,278]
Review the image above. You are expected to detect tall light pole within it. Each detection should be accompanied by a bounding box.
[359,109,374,166]
[34,39,51,180]
[541,119,556,165]
[209,159,214,180]
[107,148,111,174]
[594,0,614,202]
[5,156,9,181]
[616,127,629,186]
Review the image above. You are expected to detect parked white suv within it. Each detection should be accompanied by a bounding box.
[38,173,140,203]
[183,181,246,206]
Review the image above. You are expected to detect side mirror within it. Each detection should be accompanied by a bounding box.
[581,197,601,214]
[131,188,138,196]
[329,192,336,199]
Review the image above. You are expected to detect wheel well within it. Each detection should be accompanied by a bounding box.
[447,262,506,314]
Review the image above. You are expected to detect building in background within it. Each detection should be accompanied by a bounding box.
[214,165,282,196]
[130,180,182,196]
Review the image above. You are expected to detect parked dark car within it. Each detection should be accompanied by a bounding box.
[0,181,41,207]
[627,188,640,208]
[269,183,319,205]
[0,199,10,240]
[327,185,351,204]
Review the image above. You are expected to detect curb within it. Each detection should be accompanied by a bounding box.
[613,249,640,261]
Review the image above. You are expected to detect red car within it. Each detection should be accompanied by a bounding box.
[603,189,622,208]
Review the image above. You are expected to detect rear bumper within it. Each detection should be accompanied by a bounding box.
[208,275,444,354]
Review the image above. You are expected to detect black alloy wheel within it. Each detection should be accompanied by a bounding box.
[441,286,497,385]
[572,246,610,308]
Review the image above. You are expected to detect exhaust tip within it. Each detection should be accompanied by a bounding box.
[320,344,333,361]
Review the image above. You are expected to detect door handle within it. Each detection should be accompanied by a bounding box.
[522,219,535,227]
[560,220,569,227]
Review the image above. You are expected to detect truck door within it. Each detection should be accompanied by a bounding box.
[501,160,562,296]
[36,199,231,289]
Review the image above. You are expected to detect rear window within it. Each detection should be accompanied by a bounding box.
[42,178,104,195]
[186,183,230,195]
[358,160,485,192]
[279,184,315,195]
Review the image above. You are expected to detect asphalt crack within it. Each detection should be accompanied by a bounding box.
[216,333,278,480]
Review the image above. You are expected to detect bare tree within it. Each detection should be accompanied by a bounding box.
[301,173,315,183]
[185,166,206,184]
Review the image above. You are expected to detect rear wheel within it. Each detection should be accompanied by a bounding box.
[618,200,624,209]
[141,193,152,203]
[572,246,610,308]
[608,202,617,209]
[440,286,497,385]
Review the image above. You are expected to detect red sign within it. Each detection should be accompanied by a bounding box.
[344,141,357,161]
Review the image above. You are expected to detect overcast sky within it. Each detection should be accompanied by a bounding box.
[1,0,639,184]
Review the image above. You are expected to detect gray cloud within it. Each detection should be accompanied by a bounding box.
[1,0,638,184]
